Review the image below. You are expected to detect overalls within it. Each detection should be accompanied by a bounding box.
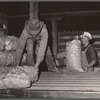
[26,26,58,72]
[82,44,94,72]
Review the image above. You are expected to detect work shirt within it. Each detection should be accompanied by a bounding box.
[16,20,48,66]
[35,25,48,63]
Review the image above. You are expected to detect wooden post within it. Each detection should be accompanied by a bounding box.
[52,19,57,57]
[45,17,62,57]
[29,2,38,19]
[26,2,39,66]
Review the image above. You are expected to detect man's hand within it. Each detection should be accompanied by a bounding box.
[34,63,39,71]
[83,66,88,72]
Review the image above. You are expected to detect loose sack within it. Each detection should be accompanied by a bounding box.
[66,39,84,72]
[0,66,38,89]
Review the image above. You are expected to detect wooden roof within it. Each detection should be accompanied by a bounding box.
[39,2,100,14]
[0,2,100,16]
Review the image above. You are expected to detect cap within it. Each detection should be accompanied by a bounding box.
[83,32,92,40]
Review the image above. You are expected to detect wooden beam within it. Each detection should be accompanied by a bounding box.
[7,15,28,18]
[7,10,100,18]
[52,19,58,57]
[45,16,63,21]
[41,10,100,16]
[29,2,38,19]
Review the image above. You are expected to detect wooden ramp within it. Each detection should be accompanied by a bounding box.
[1,71,100,98]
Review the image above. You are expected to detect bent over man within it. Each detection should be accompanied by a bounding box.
[16,18,48,78]
[22,19,59,73]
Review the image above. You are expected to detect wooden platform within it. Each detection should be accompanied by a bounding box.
[1,71,100,98]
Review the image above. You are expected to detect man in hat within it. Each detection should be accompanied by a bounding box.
[16,18,59,81]
[80,31,98,72]
[0,17,45,82]
[16,18,47,70]
[13,18,48,82]
[25,18,59,72]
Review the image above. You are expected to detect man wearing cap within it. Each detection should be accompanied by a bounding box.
[80,32,98,72]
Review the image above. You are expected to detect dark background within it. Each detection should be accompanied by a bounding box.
[0,2,100,37]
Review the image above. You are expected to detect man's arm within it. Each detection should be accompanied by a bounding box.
[34,25,48,69]
[15,27,32,65]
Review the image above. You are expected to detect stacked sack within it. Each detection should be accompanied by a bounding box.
[0,65,38,89]
[0,36,38,89]
[0,36,18,51]
[66,39,84,72]
[0,36,18,66]
[56,52,66,68]
[4,36,18,51]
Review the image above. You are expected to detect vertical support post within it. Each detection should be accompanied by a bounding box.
[29,2,38,19]
[26,2,39,66]
[52,19,57,57]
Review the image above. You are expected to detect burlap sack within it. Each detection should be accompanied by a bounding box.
[66,39,84,72]
[0,37,5,51]
[0,36,18,51]
[0,51,15,66]
[0,36,20,66]
[0,66,38,89]
[4,36,18,51]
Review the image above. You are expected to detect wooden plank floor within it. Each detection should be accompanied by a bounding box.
[1,71,100,98]
[30,71,100,91]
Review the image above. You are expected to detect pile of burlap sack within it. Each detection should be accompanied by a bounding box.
[0,36,18,66]
[66,39,84,72]
[0,36,38,89]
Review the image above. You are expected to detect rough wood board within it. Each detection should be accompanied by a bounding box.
[28,72,100,91]
[0,71,100,98]
[1,89,100,98]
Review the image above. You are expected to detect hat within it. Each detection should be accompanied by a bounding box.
[25,18,44,35]
[83,32,92,40]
